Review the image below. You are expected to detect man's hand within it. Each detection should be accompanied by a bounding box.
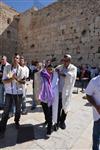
[59,72,66,77]
[55,68,66,77]
[55,68,59,73]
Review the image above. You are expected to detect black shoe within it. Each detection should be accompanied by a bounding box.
[53,123,59,131]
[15,122,20,129]
[47,129,51,135]
[46,125,52,135]
[59,122,66,130]
[22,109,28,115]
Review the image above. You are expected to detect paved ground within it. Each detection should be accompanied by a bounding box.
[0,81,93,150]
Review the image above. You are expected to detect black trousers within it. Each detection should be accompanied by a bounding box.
[57,92,67,124]
[41,102,52,130]
[0,94,22,133]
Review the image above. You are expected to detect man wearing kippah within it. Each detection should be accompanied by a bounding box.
[56,54,77,129]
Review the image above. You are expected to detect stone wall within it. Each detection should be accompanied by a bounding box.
[0,0,100,66]
[18,0,100,66]
[0,2,19,62]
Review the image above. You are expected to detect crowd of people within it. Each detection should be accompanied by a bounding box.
[77,64,100,92]
[0,53,77,135]
[0,53,100,150]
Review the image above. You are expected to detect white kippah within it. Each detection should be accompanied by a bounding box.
[64,54,72,59]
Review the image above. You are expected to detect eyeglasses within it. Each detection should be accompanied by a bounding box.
[63,59,69,62]
[15,57,20,59]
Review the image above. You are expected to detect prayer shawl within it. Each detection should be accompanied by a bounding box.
[34,71,41,104]
[39,70,54,106]
[37,70,59,123]
[57,64,77,113]
[51,71,59,123]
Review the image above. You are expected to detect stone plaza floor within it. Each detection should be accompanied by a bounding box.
[0,81,93,150]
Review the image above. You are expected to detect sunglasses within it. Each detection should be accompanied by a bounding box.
[15,57,20,59]
[63,59,69,62]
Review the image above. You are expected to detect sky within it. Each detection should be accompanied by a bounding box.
[1,0,57,12]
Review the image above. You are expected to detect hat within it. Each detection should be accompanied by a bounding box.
[64,54,72,59]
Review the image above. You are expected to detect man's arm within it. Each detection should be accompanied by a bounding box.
[86,94,100,114]
[13,74,25,84]
[2,78,13,84]
[3,74,25,84]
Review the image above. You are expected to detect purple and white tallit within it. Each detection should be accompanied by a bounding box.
[39,70,54,106]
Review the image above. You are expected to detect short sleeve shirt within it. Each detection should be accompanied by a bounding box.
[85,75,100,121]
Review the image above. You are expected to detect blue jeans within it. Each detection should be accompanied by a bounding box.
[93,119,100,150]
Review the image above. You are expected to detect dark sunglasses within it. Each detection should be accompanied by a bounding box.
[15,57,20,59]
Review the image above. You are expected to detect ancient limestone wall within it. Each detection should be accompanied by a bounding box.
[0,1,100,66]
[18,0,100,66]
[0,2,19,61]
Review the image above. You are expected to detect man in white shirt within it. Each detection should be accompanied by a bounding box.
[85,75,100,150]
[0,54,24,138]
[0,56,9,109]
[56,54,77,129]
[20,56,29,115]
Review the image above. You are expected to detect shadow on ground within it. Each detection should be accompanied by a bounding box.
[0,123,17,148]
[0,122,48,148]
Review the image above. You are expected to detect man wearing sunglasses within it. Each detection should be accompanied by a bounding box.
[0,53,25,138]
